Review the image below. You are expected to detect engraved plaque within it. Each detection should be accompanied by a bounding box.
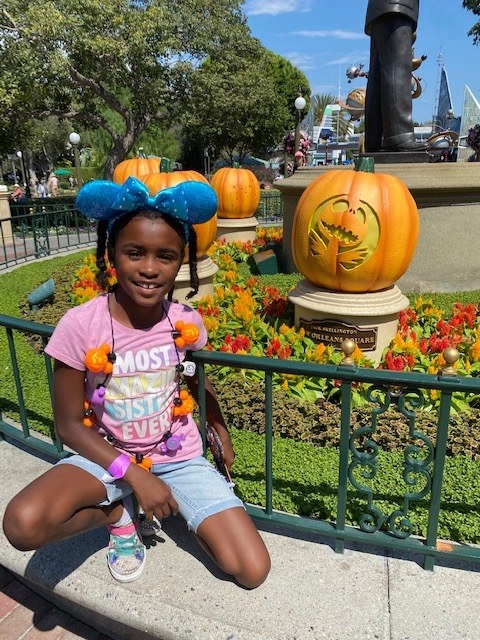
[298,318,378,351]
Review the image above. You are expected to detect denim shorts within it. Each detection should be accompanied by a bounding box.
[56,454,244,532]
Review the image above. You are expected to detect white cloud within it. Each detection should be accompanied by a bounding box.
[293,30,366,40]
[284,51,316,70]
[244,0,312,16]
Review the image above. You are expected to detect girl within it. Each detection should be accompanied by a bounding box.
[3,177,270,588]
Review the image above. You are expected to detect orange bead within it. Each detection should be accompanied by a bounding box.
[174,321,200,348]
[85,344,113,374]
[130,456,152,471]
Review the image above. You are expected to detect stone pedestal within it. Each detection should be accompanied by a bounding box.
[216,217,258,243]
[0,185,13,245]
[288,280,409,363]
[277,163,480,292]
[173,255,218,305]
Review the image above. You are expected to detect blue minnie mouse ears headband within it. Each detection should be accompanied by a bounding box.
[75,176,218,240]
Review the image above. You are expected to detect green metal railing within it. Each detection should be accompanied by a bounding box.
[255,190,283,224]
[1,315,479,571]
[1,203,97,270]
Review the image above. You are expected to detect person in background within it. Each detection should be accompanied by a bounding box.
[48,173,59,197]
[9,184,25,203]
[36,180,47,198]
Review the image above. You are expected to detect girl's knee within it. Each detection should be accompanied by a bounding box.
[235,548,271,589]
[3,496,47,551]
[214,540,271,588]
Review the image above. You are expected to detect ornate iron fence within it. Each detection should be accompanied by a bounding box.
[1,313,479,571]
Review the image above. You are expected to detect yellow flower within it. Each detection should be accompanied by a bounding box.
[429,389,439,401]
[314,343,327,361]
[203,317,219,333]
[469,340,480,362]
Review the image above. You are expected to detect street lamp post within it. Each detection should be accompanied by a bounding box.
[294,94,306,157]
[69,132,83,188]
[284,94,307,178]
[16,151,31,199]
[15,151,24,186]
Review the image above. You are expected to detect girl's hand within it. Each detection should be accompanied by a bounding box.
[124,464,178,521]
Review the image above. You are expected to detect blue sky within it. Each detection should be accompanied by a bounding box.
[244,0,478,125]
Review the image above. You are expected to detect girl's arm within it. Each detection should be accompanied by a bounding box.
[185,371,234,470]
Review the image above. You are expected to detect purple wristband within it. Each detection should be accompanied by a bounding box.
[107,453,131,479]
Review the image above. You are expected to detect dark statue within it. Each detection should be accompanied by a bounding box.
[364,0,422,153]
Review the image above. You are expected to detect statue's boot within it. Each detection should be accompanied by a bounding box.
[382,132,427,152]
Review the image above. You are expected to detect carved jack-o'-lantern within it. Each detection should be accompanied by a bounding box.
[291,158,419,292]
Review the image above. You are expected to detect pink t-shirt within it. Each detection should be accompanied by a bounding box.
[44,295,207,463]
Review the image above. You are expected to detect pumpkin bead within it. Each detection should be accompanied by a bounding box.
[85,344,114,374]
[173,320,200,348]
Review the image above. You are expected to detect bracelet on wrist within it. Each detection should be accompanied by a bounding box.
[107,453,131,479]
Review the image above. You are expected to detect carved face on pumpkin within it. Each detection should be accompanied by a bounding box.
[308,194,380,277]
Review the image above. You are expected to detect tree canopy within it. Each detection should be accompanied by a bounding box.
[183,48,310,166]
[0,0,273,177]
[463,1,480,43]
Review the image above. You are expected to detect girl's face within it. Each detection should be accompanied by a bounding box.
[110,215,184,314]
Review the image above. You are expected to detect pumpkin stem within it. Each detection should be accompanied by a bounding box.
[160,157,176,172]
[354,156,375,173]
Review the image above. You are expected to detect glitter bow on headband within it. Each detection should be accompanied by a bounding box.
[76,176,218,238]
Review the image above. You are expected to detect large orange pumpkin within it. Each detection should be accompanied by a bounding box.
[139,171,217,263]
[210,167,260,219]
[291,158,419,292]
[113,157,162,184]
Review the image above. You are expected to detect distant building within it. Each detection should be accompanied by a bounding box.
[432,58,460,134]
[458,86,480,161]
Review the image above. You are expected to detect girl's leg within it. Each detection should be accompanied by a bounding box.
[3,464,123,551]
[196,507,271,589]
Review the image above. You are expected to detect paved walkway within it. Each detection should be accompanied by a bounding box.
[1,437,480,640]
[0,566,113,639]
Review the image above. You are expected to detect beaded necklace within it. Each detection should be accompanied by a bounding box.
[83,294,199,468]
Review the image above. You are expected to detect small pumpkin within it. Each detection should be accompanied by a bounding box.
[139,170,217,262]
[210,167,260,219]
[291,157,419,293]
[112,157,162,184]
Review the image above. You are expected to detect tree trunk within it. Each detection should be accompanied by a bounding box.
[103,124,146,179]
